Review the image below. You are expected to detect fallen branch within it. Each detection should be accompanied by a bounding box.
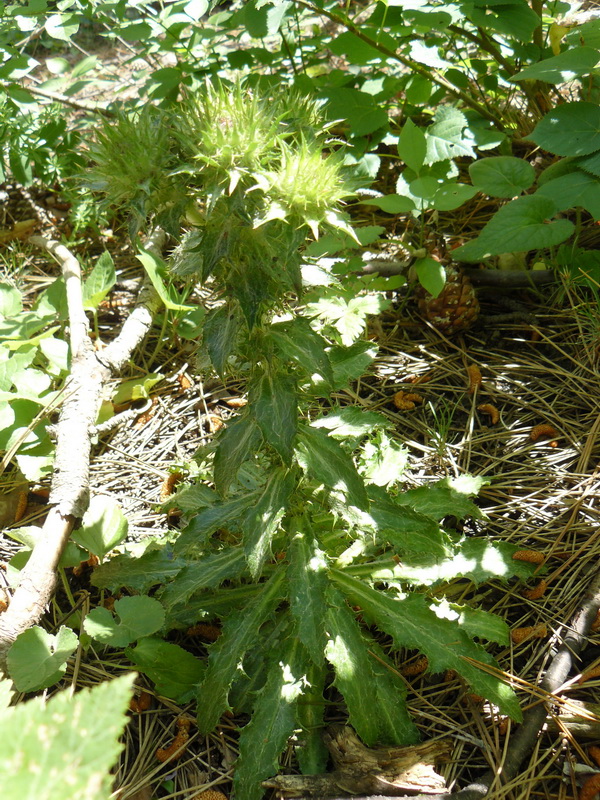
[0,231,164,671]
[264,568,600,800]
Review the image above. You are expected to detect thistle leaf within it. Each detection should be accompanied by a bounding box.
[158,548,247,611]
[288,523,328,663]
[203,303,241,377]
[243,467,294,578]
[233,636,311,800]
[331,571,522,720]
[196,567,288,733]
[214,413,262,497]
[250,367,298,464]
[295,659,329,774]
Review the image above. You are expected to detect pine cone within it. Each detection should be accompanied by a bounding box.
[416,265,479,334]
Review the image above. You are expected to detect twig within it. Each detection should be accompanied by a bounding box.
[0,82,116,117]
[0,231,165,672]
[276,568,600,800]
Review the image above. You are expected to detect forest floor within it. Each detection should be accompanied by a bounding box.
[3,37,600,800]
[3,178,600,800]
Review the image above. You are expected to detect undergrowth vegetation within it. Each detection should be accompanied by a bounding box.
[2,2,600,799]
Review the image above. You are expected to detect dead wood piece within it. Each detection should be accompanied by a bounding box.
[263,726,450,797]
[0,230,165,672]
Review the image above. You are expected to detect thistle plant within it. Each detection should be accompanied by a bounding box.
[86,81,538,800]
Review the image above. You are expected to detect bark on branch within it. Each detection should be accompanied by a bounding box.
[0,230,165,672]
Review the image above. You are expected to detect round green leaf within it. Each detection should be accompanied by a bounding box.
[528,102,600,156]
[414,257,445,298]
[469,156,535,198]
[453,195,574,261]
[8,625,78,692]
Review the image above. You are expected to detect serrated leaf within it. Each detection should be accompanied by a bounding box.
[234,636,309,800]
[83,596,165,647]
[243,468,294,578]
[331,571,522,720]
[214,414,262,496]
[159,548,247,610]
[425,106,475,164]
[203,303,241,377]
[126,637,204,701]
[7,625,78,692]
[91,546,186,592]
[295,659,329,773]
[328,340,378,390]
[369,641,419,744]
[296,425,369,510]
[82,251,116,310]
[359,429,408,488]
[136,249,192,311]
[174,492,259,556]
[311,406,390,441]
[396,480,484,521]
[365,487,450,561]
[196,567,287,734]
[288,525,328,663]
[0,673,134,800]
[469,156,537,198]
[307,294,387,346]
[451,603,510,645]
[528,101,600,156]
[270,317,334,387]
[71,495,128,559]
[453,195,574,261]
[512,47,600,84]
[250,367,297,464]
[319,87,389,136]
[325,588,390,745]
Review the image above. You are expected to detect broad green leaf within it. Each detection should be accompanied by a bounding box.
[177,305,206,339]
[296,425,369,510]
[270,317,334,387]
[204,303,240,377]
[359,194,416,213]
[159,549,247,610]
[319,87,389,137]
[469,156,535,198]
[126,638,204,701]
[431,181,477,211]
[244,0,291,38]
[295,659,329,773]
[249,368,297,464]
[511,47,600,83]
[45,12,79,41]
[311,406,390,441]
[233,636,309,800]
[0,283,22,318]
[82,251,116,310]
[173,492,259,556]
[136,249,192,311]
[365,487,450,561]
[316,340,377,391]
[536,170,600,220]
[425,106,475,164]
[398,118,427,173]
[324,589,386,745]
[112,373,163,404]
[331,571,522,720]
[71,495,128,559]
[452,195,574,261]
[243,468,294,578]
[83,596,165,647]
[91,547,186,592]
[329,30,389,65]
[214,414,262,496]
[288,525,328,663]
[414,256,445,297]
[468,2,539,41]
[0,674,134,800]
[196,567,287,733]
[397,479,484,521]
[528,102,600,156]
[7,625,78,692]
[39,337,69,376]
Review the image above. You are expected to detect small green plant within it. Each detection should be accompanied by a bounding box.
[39,82,541,799]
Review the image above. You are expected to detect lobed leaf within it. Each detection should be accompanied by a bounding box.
[288,524,329,663]
[243,467,294,578]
